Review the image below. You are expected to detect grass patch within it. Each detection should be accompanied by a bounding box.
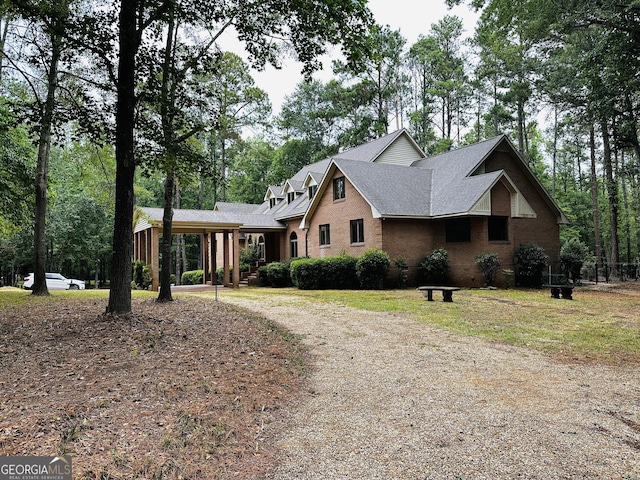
[218,286,640,365]
[0,286,155,309]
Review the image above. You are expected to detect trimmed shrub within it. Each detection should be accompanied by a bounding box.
[418,248,450,285]
[290,255,358,290]
[475,253,501,286]
[356,249,390,289]
[266,262,292,287]
[560,238,590,284]
[258,265,270,286]
[326,255,359,289]
[181,269,204,285]
[290,258,323,289]
[514,243,548,287]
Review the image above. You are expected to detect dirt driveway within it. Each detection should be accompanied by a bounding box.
[221,293,640,479]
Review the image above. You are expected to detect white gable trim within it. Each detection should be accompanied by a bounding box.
[374,133,425,166]
[469,191,492,215]
[468,173,537,218]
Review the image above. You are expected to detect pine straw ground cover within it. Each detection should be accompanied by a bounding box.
[0,289,308,479]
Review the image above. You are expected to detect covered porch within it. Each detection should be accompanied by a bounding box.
[133,207,285,292]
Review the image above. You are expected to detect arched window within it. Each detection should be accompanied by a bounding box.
[290,232,298,259]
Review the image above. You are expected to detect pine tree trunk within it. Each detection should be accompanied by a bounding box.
[601,120,620,267]
[157,173,174,302]
[175,183,183,286]
[32,32,61,297]
[589,125,602,280]
[107,0,138,314]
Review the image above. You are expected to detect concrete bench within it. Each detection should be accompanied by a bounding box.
[544,284,574,300]
[417,286,461,302]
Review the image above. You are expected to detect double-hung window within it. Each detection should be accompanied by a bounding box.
[333,176,345,200]
[319,224,331,246]
[350,219,364,244]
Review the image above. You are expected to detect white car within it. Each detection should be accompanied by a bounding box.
[23,273,85,290]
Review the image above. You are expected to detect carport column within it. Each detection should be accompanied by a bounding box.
[150,226,160,292]
[209,233,216,285]
[232,228,240,288]
[202,232,210,285]
[223,230,230,287]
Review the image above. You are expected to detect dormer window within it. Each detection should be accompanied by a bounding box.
[269,198,277,208]
[287,192,296,203]
[308,184,318,199]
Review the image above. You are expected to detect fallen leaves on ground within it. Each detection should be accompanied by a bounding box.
[0,295,308,479]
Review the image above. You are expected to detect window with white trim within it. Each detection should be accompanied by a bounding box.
[333,176,345,200]
[290,231,299,258]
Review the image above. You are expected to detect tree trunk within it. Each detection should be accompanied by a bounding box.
[0,15,10,82]
[589,125,602,279]
[517,100,525,161]
[107,0,139,314]
[157,172,174,302]
[601,119,620,267]
[157,10,177,302]
[619,151,632,264]
[551,107,558,197]
[220,138,227,201]
[175,183,182,285]
[32,32,61,296]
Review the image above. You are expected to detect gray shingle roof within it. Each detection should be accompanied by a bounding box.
[138,206,284,230]
[334,159,433,217]
[412,135,504,173]
[214,202,263,214]
[138,131,565,234]
[334,129,405,162]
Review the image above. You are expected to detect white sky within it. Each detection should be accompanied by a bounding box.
[248,0,480,116]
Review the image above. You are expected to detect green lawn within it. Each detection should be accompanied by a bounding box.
[216,286,640,365]
[3,285,638,365]
[0,287,154,309]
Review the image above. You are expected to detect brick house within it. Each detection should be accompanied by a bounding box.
[135,129,567,289]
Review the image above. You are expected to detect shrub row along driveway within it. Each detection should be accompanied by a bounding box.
[221,292,640,479]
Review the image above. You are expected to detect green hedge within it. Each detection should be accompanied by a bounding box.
[181,269,204,285]
[266,262,293,287]
[290,255,358,290]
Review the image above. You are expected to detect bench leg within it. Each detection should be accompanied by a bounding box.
[442,290,454,302]
[426,290,434,301]
[550,287,560,299]
[561,288,573,300]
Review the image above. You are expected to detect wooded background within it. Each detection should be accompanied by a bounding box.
[1,0,638,294]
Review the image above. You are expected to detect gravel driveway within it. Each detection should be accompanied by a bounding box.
[221,293,640,479]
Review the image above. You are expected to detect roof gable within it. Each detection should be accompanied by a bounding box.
[334,129,425,165]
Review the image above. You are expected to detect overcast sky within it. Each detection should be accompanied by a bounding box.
[248,0,480,116]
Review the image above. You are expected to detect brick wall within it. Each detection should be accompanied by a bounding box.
[300,150,562,288]
[306,169,382,258]
[485,152,562,267]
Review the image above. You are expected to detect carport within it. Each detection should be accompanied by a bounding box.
[133,207,285,291]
